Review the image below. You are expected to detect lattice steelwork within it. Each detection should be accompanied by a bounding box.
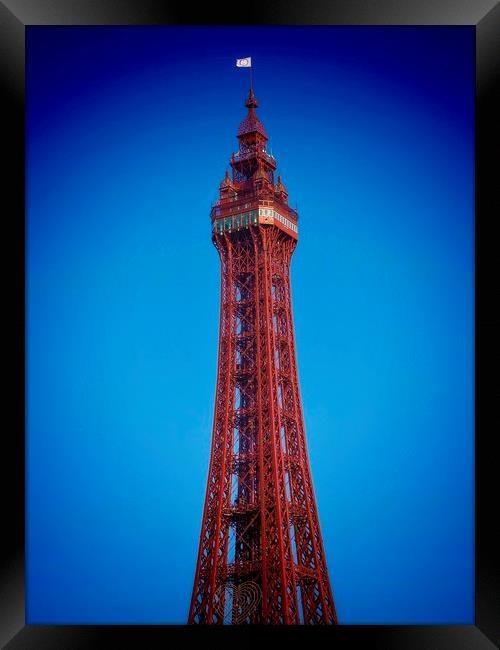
[188,89,337,625]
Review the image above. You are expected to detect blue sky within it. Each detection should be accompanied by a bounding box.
[26,26,474,624]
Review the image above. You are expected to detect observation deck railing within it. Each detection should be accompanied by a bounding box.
[231,148,276,166]
[210,196,298,222]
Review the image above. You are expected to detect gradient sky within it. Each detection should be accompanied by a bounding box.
[26,26,474,624]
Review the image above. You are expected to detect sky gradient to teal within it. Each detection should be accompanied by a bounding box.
[27,26,474,624]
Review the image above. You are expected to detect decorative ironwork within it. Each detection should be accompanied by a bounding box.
[188,88,337,625]
[215,580,262,624]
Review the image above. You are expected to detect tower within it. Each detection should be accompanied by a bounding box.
[188,88,337,625]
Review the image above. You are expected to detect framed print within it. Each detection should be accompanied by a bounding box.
[1,1,499,647]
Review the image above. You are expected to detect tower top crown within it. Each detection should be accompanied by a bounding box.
[210,86,298,240]
[238,88,267,139]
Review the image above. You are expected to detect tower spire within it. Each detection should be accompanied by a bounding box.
[246,86,257,109]
[237,87,267,140]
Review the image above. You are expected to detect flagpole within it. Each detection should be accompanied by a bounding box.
[250,63,253,91]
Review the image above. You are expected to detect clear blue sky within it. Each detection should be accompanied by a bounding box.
[26,26,474,624]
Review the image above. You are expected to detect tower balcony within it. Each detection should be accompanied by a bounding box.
[211,201,298,239]
[222,560,262,580]
[210,198,259,221]
[223,499,259,518]
[211,197,297,223]
[231,148,277,169]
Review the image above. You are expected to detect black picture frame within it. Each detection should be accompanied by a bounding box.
[1,1,498,647]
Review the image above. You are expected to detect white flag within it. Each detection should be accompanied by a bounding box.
[236,57,252,68]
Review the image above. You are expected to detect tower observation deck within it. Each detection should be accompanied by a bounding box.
[188,88,337,625]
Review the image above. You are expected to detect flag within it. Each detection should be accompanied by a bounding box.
[236,57,252,67]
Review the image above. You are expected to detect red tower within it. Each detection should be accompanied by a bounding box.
[188,88,337,625]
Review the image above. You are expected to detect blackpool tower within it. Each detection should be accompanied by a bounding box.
[188,87,337,625]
